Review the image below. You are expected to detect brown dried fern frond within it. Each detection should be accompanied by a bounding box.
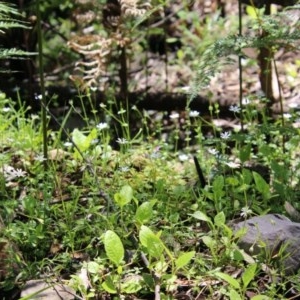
[68,35,113,89]
[68,0,153,90]
[119,0,152,17]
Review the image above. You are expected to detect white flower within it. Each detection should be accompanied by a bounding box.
[170,112,179,119]
[34,154,47,162]
[180,86,191,92]
[3,166,27,181]
[116,138,128,144]
[35,94,42,100]
[240,206,253,218]
[226,161,240,169]
[119,166,130,172]
[178,154,189,161]
[91,139,99,145]
[208,148,219,156]
[189,110,200,117]
[64,142,73,147]
[150,152,161,159]
[2,107,11,112]
[90,86,97,92]
[31,114,39,120]
[229,105,241,113]
[96,122,108,130]
[118,109,126,114]
[220,131,231,140]
[283,113,292,119]
[242,97,250,105]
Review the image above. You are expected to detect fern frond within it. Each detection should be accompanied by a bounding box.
[119,0,151,17]
[0,2,21,17]
[0,21,30,30]
[189,6,300,102]
[0,2,30,31]
[0,48,36,59]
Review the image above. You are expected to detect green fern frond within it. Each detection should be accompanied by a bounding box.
[0,48,36,59]
[0,2,23,17]
[0,1,30,31]
[189,5,300,102]
[0,20,30,30]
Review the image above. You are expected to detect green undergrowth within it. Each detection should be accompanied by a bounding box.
[1,1,300,299]
[1,88,300,299]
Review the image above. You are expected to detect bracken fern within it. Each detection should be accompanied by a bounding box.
[0,1,33,69]
[190,4,300,101]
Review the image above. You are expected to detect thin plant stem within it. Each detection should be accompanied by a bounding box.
[36,0,48,169]
[238,0,244,132]
[273,56,285,153]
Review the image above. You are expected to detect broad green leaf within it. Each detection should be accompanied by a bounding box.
[139,225,164,258]
[232,249,244,262]
[214,211,225,227]
[270,160,288,182]
[242,168,253,185]
[86,261,101,274]
[102,276,117,294]
[213,175,225,199]
[121,276,143,293]
[202,235,215,249]
[246,5,259,19]
[213,175,224,191]
[114,185,133,208]
[259,144,272,156]
[251,296,270,300]
[229,289,242,300]
[239,143,251,163]
[190,211,212,225]
[253,171,271,200]
[242,263,257,289]
[72,129,87,152]
[175,251,195,270]
[72,128,97,152]
[104,230,124,266]
[215,272,240,289]
[135,201,153,225]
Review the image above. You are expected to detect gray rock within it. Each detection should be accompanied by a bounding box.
[233,214,300,274]
[20,279,75,300]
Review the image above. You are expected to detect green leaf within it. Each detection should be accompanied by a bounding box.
[229,289,242,300]
[239,144,251,163]
[214,211,225,227]
[139,225,164,258]
[246,5,258,19]
[251,296,270,300]
[72,128,97,152]
[190,211,213,226]
[242,168,253,185]
[175,251,195,270]
[135,201,153,225]
[213,175,225,199]
[102,276,117,294]
[202,235,215,249]
[104,230,124,266]
[114,185,133,208]
[232,249,244,262]
[121,276,143,293]
[246,5,264,19]
[86,261,101,274]
[242,263,257,289]
[253,171,271,200]
[215,272,240,289]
